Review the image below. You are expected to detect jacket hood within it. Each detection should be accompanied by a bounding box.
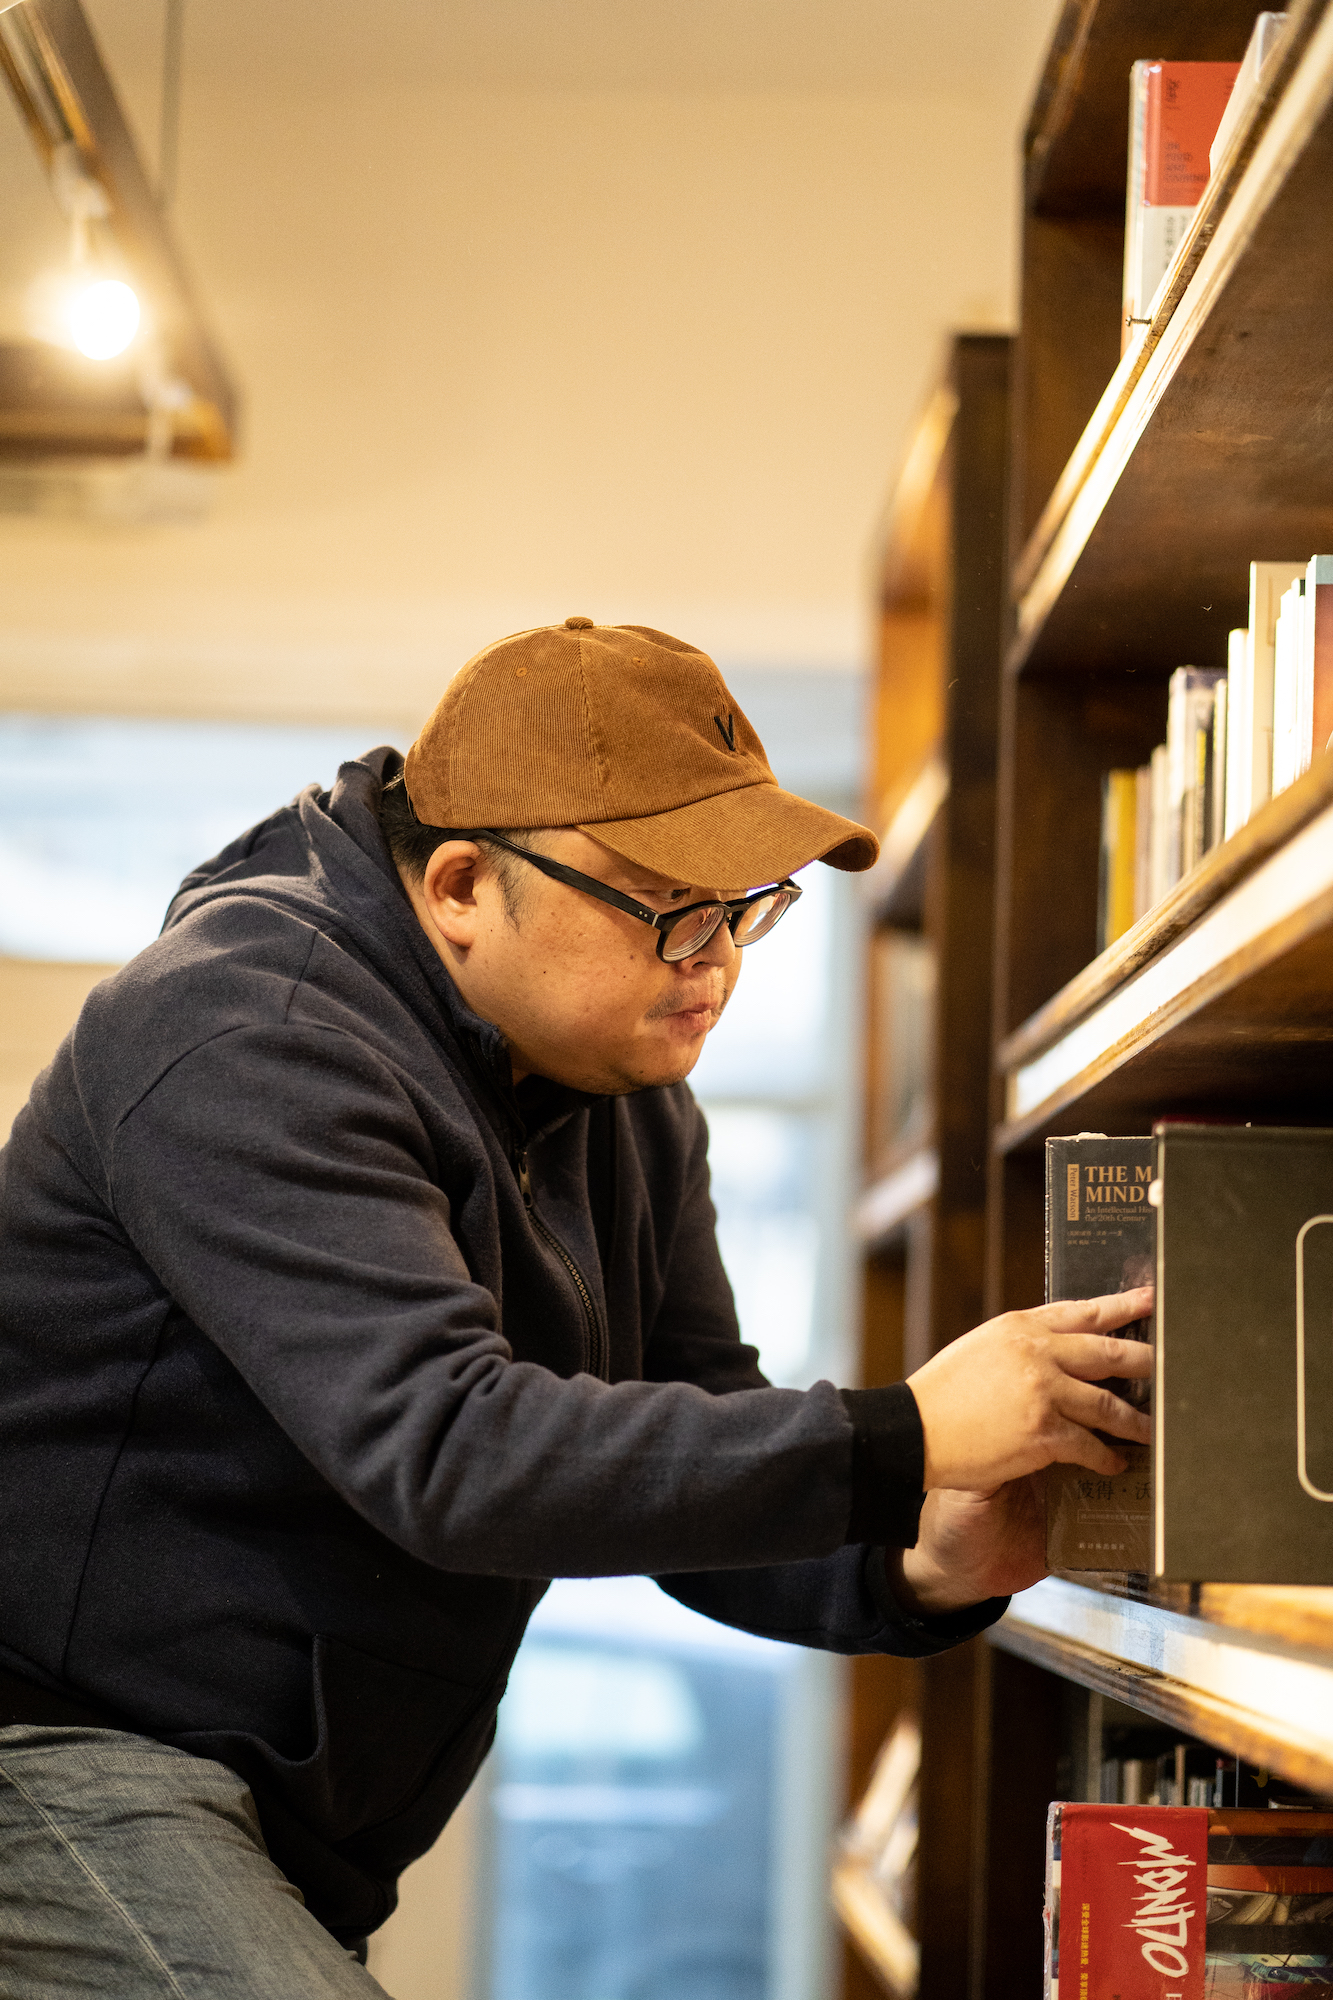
[163,745,519,1107]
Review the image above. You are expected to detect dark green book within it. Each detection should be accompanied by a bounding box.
[1044,1135,1155,1572]
[1155,1123,1333,1581]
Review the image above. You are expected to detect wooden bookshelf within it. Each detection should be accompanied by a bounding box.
[971,0,1333,1993]
[838,334,1010,2000]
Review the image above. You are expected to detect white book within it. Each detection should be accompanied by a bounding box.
[1246,559,1307,816]
[1148,742,1171,909]
[1222,625,1250,839]
[1166,666,1223,884]
[1297,554,1333,776]
[1209,12,1289,176]
[1271,578,1305,797]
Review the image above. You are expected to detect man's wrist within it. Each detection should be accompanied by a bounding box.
[890,1544,983,1617]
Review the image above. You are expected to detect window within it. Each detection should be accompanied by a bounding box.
[0,714,405,961]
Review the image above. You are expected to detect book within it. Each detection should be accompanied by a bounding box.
[1211,675,1228,852]
[1098,769,1139,952]
[1045,1803,1333,1999]
[1166,668,1224,885]
[1045,1136,1155,1573]
[1303,554,1333,772]
[1148,742,1171,908]
[1242,559,1308,820]
[1133,762,1154,921]
[1209,12,1290,176]
[1155,1123,1333,1582]
[1222,625,1250,840]
[1123,62,1240,347]
[1272,577,1305,796]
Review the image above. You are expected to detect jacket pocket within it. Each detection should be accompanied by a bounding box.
[177,1633,492,1846]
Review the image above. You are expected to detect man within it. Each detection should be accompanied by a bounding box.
[0,618,1150,1995]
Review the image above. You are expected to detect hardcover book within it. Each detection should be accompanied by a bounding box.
[1122,61,1239,347]
[1045,1803,1333,1999]
[1045,1136,1155,1572]
[1155,1124,1333,1582]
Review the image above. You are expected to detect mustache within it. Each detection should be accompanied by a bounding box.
[645,981,727,1023]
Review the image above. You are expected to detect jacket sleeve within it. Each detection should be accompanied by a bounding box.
[657,1550,1008,1658]
[106,1020,917,1584]
[643,1096,1006,1654]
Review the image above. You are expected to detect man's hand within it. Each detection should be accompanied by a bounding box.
[907,1288,1154,1491]
[889,1481,1046,1615]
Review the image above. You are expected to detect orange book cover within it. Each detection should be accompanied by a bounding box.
[1142,62,1240,207]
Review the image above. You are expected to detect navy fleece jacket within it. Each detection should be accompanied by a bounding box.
[0,749,1004,1939]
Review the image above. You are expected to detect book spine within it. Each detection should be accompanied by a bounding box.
[1209,12,1289,176]
[1248,559,1306,811]
[1222,625,1250,838]
[1148,742,1170,906]
[1308,554,1333,762]
[1210,675,1227,851]
[1121,63,1150,348]
[1133,762,1153,919]
[1124,62,1240,334]
[1098,770,1138,950]
[1166,666,1188,889]
[1272,578,1304,796]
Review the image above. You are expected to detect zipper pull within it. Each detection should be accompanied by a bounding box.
[516,1148,533,1209]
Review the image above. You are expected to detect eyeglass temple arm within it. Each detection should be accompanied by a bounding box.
[450,829,663,926]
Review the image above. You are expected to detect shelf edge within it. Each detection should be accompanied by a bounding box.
[984,1584,1333,1792]
[997,755,1333,1076]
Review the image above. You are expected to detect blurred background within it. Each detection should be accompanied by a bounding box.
[0,3,1058,1995]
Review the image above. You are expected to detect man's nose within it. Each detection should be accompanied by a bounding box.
[684,916,737,971]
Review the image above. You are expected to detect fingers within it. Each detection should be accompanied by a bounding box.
[1035,1286,1153,1335]
[1043,1420,1133,1478]
[1057,1377,1153,1446]
[1048,1333,1154,1383]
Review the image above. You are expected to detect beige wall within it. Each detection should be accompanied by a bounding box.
[1,1,1057,730]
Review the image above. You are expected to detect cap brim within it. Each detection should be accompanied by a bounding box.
[578,781,879,893]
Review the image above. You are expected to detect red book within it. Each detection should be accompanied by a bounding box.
[1123,62,1240,340]
[1143,63,1241,207]
[1046,1804,1333,1999]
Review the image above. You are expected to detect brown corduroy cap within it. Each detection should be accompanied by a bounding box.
[403,617,879,892]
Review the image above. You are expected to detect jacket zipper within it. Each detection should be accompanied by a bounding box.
[516,1148,609,1381]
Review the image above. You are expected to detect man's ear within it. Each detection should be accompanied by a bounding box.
[421,840,484,948]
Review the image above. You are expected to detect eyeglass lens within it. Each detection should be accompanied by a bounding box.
[659,888,791,962]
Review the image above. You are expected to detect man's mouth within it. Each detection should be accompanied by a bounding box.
[648,988,724,1029]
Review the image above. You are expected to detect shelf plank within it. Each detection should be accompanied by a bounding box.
[997,788,1333,1147]
[831,1855,919,1999]
[991,1577,1333,1793]
[1010,0,1333,677]
[998,753,1333,1072]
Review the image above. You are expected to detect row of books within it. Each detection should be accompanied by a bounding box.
[1097,554,1333,953]
[1044,1128,1333,1584]
[1122,17,1287,344]
[1046,1804,1333,1999]
[1099,1746,1310,1812]
[1101,1749,1215,1810]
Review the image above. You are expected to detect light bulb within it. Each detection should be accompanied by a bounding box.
[69,278,140,359]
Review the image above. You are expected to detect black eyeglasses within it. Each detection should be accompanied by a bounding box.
[457,828,801,962]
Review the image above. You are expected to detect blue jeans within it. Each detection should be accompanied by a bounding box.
[0,1725,389,1996]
